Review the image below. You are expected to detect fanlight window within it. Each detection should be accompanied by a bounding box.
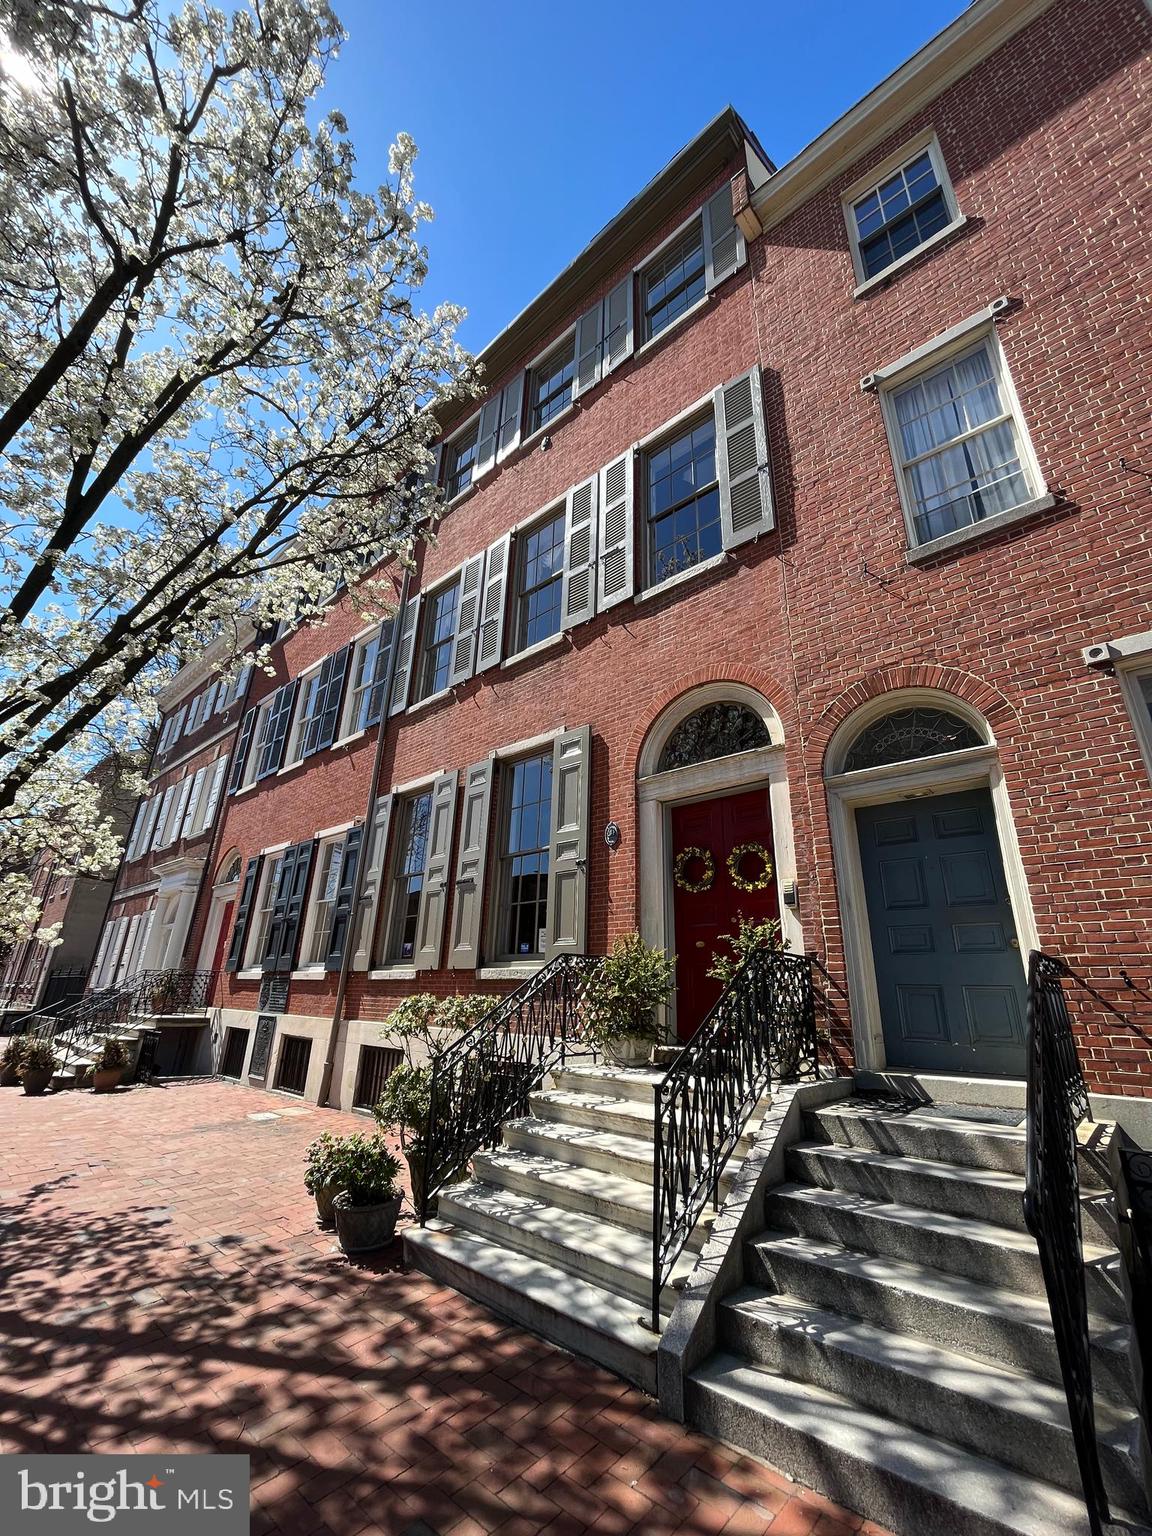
[842,707,984,773]
[218,853,243,885]
[658,703,771,772]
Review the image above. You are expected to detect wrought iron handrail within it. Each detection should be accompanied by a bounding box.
[651,948,818,1328]
[1022,950,1109,1536]
[419,954,604,1223]
[132,969,220,1016]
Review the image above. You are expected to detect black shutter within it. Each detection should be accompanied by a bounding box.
[276,839,315,971]
[305,645,351,756]
[364,617,397,728]
[228,708,257,794]
[257,681,298,780]
[226,856,262,971]
[324,825,364,971]
[261,847,298,972]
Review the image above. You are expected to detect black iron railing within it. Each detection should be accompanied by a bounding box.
[1022,951,1109,1536]
[651,949,818,1328]
[419,954,604,1224]
[134,969,220,1016]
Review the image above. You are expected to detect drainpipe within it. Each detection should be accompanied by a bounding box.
[317,567,411,1109]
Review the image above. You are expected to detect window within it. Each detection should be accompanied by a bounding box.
[846,137,959,286]
[220,1027,249,1079]
[346,628,385,734]
[384,791,432,963]
[417,580,460,700]
[302,838,345,967]
[529,337,575,433]
[493,752,553,960]
[642,222,705,341]
[842,708,984,773]
[513,509,565,651]
[658,704,772,771]
[246,854,284,968]
[445,421,479,500]
[885,340,1037,547]
[646,414,721,584]
[242,698,274,786]
[353,1045,402,1110]
[286,668,322,765]
[274,1034,311,1095]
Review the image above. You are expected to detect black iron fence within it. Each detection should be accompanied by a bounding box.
[134,969,220,1016]
[419,954,604,1223]
[651,949,819,1327]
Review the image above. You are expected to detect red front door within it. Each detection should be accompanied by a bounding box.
[670,787,779,1040]
[210,900,235,976]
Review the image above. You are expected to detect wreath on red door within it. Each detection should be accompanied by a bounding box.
[727,841,774,891]
[673,846,715,893]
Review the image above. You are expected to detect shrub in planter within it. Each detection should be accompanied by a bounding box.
[325,1134,402,1254]
[92,1036,129,1093]
[373,1063,433,1215]
[705,913,786,987]
[19,1036,58,1095]
[585,933,675,1066]
[303,1131,346,1227]
[1,1034,28,1086]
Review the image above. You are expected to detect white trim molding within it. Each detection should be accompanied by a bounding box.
[841,129,963,292]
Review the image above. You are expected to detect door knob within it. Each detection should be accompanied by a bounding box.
[1009,937,1019,949]
[695,941,706,949]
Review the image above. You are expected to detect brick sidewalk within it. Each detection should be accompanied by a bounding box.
[0,1078,892,1536]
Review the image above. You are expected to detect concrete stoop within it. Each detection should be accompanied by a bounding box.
[404,1062,768,1394]
[685,1097,1150,1536]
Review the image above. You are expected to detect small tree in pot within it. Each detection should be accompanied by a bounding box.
[92,1036,129,1093]
[585,933,675,1066]
[327,1134,403,1255]
[1,1034,27,1086]
[19,1037,58,1095]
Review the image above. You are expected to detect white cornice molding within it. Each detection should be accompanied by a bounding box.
[750,0,1058,232]
[155,620,258,711]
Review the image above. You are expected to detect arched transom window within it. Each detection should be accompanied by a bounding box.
[842,706,984,774]
[657,703,772,772]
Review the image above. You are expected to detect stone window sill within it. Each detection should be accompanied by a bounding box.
[407,686,453,718]
[904,492,1056,565]
[368,966,417,981]
[478,963,544,982]
[635,551,727,603]
[500,631,568,670]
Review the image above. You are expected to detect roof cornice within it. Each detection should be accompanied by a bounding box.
[750,0,1058,232]
[155,619,258,711]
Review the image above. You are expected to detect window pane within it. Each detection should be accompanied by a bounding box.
[386,792,432,962]
[531,341,576,431]
[516,511,565,650]
[647,416,720,584]
[497,754,553,958]
[644,223,706,339]
[447,426,479,498]
[419,582,460,698]
[307,841,344,965]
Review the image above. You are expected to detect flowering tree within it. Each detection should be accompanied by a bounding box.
[0,0,472,941]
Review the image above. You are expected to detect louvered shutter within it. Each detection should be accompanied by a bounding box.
[167,775,193,845]
[150,786,175,850]
[263,839,315,972]
[414,771,458,971]
[90,920,115,989]
[352,794,393,971]
[364,615,397,728]
[574,302,603,397]
[473,396,503,479]
[448,759,494,969]
[597,451,634,609]
[306,645,351,755]
[229,664,253,708]
[257,681,298,778]
[703,181,745,290]
[496,375,524,461]
[602,277,634,375]
[137,795,162,856]
[261,850,295,971]
[449,554,485,686]
[180,766,208,839]
[171,705,187,741]
[228,707,257,793]
[561,475,598,628]
[124,799,147,861]
[200,756,228,833]
[716,366,773,550]
[544,726,591,959]
[324,825,364,971]
[476,534,511,671]
[388,594,422,715]
[226,855,261,971]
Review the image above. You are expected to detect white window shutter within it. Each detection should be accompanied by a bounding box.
[476,533,511,672]
[90,920,114,990]
[137,795,162,856]
[561,475,598,629]
[449,553,485,686]
[150,786,175,851]
[180,766,208,839]
[168,776,193,845]
[703,181,744,291]
[716,366,774,550]
[473,396,503,479]
[124,800,147,861]
[496,375,524,461]
[603,277,634,375]
[414,771,458,971]
[597,450,634,609]
[448,758,494,969]
[574,301,604,397]
[544,725,591,960]
[388,594,422,715]
[201,756,228,834]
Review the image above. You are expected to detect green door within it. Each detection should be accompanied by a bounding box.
[856,787,1027,1078]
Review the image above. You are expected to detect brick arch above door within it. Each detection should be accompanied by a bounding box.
[624,664,792,784]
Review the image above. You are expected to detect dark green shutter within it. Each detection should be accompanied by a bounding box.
[225,856,262,971]
[324,825,364,971]
[364,617,397,728]
[256,681,298,779]
[304,646,351,756]
[228,708,257,794]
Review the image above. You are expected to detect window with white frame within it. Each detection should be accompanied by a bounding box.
[513,508,565,651]
[444,420,479,500]
[241,698,274,788]
[1117,665,1152,780]
[529,337,576,434]
[301,837,344,967]
[245,854,284,968]
[645,411,721,584]
[882,338,1039,548]
[285,665,322,766]
[641,223,706,342]
[344,627,386,735]
[490,752,553,961]
[416,579,460,700]
[382,790,432,964]
[846,138,959,286]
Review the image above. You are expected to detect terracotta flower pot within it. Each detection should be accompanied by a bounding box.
[93,1068,122,1093]
[21,1067,53,1096]
[334,1192,402,1254]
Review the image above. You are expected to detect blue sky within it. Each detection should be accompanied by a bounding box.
[324,0,965,352]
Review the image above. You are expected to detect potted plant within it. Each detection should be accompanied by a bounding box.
[303,1132,346,1227]
[19,1036,58,1095]
[585,933,675,1066]
[373,1063,434,1215]
[1,1034,27,1086]
[706,913,785,987]
[327,1134,403,1254]
[92,1036,129,1093]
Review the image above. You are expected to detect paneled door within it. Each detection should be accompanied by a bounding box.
[855,787,1026,1077]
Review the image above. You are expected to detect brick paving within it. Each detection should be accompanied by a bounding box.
[0,1078,894,1536]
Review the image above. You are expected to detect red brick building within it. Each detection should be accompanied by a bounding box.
[98,0,1152,1121]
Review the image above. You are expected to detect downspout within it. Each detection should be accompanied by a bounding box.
[317,567,412,1109]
